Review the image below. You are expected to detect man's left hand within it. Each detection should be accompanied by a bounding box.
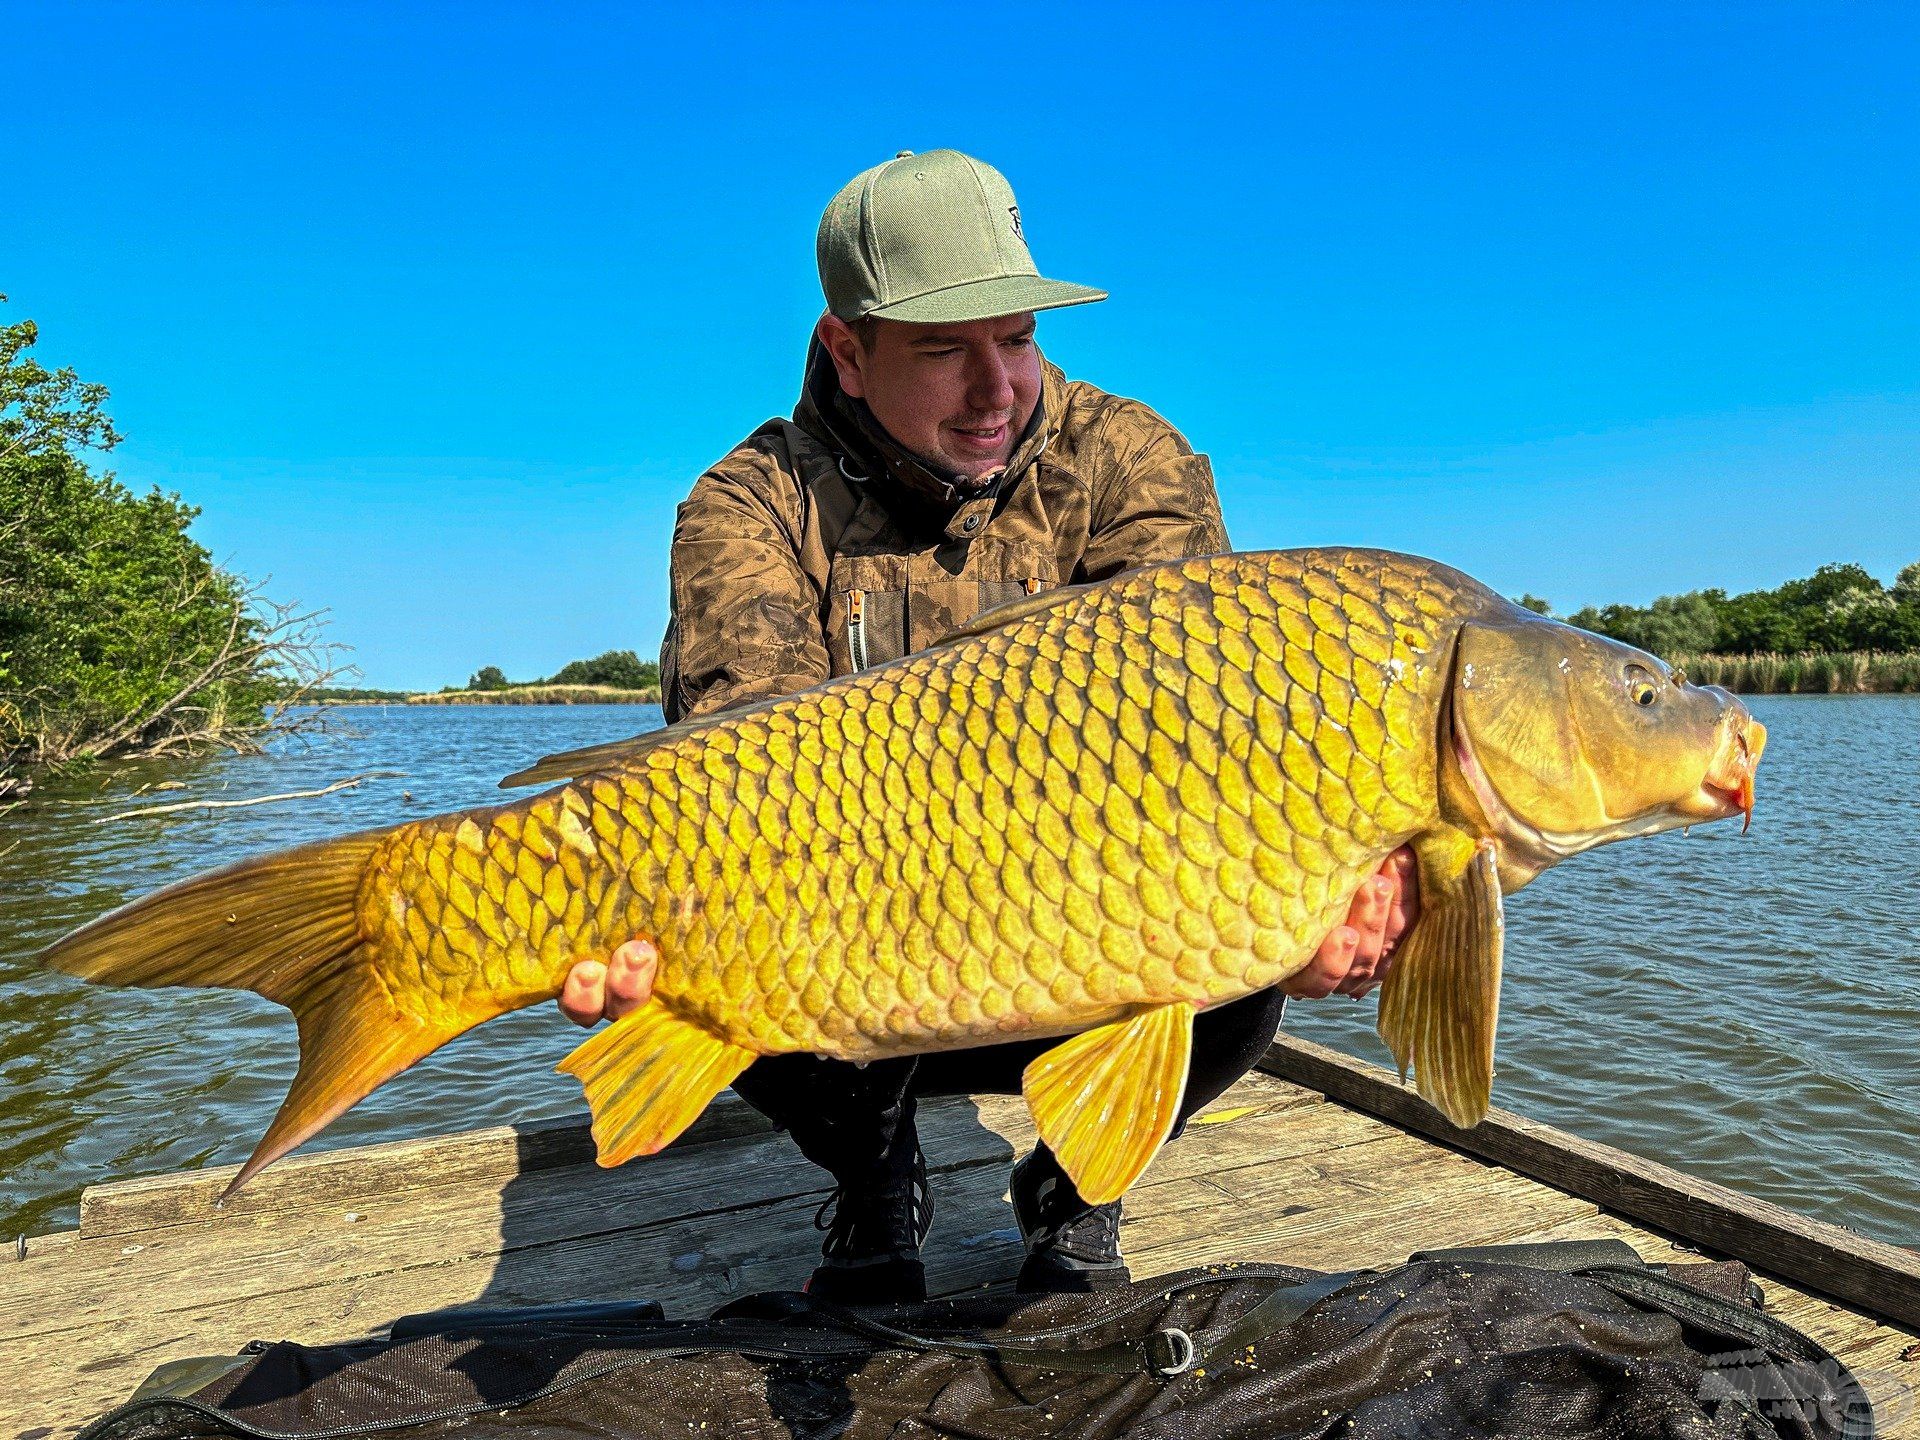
[1280,846,1419,1000]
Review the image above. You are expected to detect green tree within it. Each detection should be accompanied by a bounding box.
[1893,561,1920,604]
[468,665,509,691]
[547,649,658,689]
[1513,594,1552,615]
[1,298,327,770]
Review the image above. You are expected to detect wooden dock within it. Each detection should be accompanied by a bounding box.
[5,1035,1917,1439]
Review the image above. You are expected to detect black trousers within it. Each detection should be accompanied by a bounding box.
[730,987,1290,1191]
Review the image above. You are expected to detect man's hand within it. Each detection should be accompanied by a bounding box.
[1280,846,1419,1001]
[558,937,659,1027]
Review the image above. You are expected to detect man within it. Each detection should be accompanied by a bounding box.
[560,150,1416,1303]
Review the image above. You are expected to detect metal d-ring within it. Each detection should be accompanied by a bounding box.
[1145,1326,1196,1377]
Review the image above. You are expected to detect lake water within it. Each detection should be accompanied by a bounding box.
[1,699,1915,1246]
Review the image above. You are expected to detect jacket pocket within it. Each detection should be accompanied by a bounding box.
[840,586,908,672]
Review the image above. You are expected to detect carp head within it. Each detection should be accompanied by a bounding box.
[1442,606,1766,890]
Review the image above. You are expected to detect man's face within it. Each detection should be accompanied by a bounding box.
[819,312,1042,481]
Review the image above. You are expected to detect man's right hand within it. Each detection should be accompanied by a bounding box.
[558,937,659,1027]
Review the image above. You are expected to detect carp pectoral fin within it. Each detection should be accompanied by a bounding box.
[558,1005,757,1166]
[1376,838,1505,1128]
[1021,1002,1196,1205]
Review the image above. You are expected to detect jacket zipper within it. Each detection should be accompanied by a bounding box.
[848,588,868,671]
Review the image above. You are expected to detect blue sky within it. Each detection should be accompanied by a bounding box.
[7,2,1916,690]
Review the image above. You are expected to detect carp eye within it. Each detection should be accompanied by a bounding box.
[1625,663,1659,707]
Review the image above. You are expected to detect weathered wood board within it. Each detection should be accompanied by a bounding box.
[3,1053,1914,1440]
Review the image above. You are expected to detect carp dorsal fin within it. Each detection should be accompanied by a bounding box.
[500,717,708,789]
[1376,835,1506,1128]
[1022,1001,1195,1204]
[498,692,790,789]
[928,580,1103,650]
[503,583,1104,789]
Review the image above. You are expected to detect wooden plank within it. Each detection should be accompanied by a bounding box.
[1,1231,74,1265]
[3,1080,1324,1345]
[1261,1035,1920,1330]
[74,1098,777,1241]
[0,1078,1327,1440]
[68,1072,1321,1244]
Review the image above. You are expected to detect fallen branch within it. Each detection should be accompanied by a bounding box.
[90,771,406,824]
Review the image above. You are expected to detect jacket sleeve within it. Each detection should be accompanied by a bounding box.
[658,453,830,724]
[1076,400,1231,583]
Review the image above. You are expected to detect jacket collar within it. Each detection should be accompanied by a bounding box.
[794,337,1065,510]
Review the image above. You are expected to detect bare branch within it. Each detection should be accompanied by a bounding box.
[90,771,407,824]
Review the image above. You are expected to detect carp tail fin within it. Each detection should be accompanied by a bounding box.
[39,830,477,1194]
[1376,837,1505,1128]
[1022,1001,1195,1205]
[234,963,469,1195]
[38,830,384,993]
[558,1004,757,1166]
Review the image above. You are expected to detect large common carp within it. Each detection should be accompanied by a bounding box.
[41,550,1763,1204]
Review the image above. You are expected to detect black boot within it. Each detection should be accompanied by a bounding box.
[730,1054,933,1305]
[1009,1145,1131,1293]
[806,1132,933,1305]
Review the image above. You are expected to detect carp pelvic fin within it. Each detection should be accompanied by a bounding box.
[1021,1001,1196,1205]
[1376,838,1505,1128]
[558,1004,757,1166]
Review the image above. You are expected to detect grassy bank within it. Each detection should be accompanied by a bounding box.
[1672,651,1920,694]
[410,684,661,705]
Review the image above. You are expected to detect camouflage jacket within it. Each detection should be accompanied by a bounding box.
[660,341,1230,723]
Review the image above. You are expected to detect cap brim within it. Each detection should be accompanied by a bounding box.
[866,275,1107,324]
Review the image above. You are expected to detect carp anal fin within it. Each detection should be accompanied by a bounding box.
[36,830,479,1195]
[1376,837,1505,1128]
[558,1004,757,1166]
[1022,1002,1195,1205]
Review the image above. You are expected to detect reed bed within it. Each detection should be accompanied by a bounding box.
[409,685,661,706]
[1671,652,1920,694]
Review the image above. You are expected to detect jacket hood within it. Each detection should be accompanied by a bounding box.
[794,336,1064,509]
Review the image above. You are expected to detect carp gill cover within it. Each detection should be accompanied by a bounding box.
[40,549,1764,1204]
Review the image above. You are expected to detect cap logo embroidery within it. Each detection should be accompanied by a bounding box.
[1008,205,1023,240]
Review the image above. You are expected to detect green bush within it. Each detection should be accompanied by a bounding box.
[1,299,318,770]
[545,649,659,690]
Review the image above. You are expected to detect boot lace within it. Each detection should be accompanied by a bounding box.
[812,1146,933,1261]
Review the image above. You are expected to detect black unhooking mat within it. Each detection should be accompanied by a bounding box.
[78,1241,1875,1440]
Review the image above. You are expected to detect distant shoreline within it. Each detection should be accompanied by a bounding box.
[409,685,662,706]
[1671,651,1919,694]
[298,685,661,706]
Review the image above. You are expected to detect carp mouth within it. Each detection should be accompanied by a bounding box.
[1684,718,1765,833]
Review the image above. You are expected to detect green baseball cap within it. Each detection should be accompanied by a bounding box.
[817,150,1107,324]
